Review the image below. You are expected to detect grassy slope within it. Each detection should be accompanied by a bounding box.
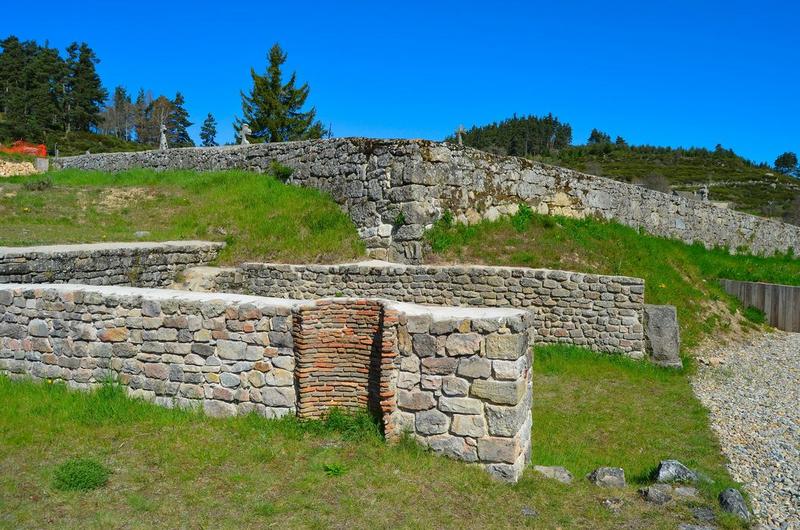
[426,209,800,349]
[0,169,365,264]
[0,348,745,529]
[537,146,800,219]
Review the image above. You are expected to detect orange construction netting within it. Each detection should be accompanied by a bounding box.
[0,140,47,157]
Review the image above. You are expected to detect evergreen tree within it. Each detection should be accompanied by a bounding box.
[237,43,324,142]
[587,128,611,145]
[101,86,134,140]
[133,88,157,145]
[64,42,107,132]
[775,151,798,176]
[200,113,218,146]
[167,92,194,147]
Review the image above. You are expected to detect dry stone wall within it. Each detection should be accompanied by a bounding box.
[210,260,647,358]
[0,283,533,482]
[0,241,222,287]
[54,138,800,263]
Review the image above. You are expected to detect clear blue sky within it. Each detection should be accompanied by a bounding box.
[4,0,798,163]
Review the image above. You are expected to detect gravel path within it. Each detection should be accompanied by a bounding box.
[692,332,800,528]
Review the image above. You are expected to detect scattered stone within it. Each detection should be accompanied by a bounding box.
[520,507,538,518]
[674,486,698,498]
[640,483,672,504]
[718,488,750,521]
[587,467,626,488]
[656,460,698,483]
[600,497,623,513]
[133,230,151,239]
[533,465,573,484]
[691,507,716,523]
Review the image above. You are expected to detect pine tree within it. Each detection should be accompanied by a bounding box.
[236,43,324,142]
[200,113,218,146]
[587,128,612,145]
[64,42,107,132]
[167,92,194,147]
[775,152,798,176]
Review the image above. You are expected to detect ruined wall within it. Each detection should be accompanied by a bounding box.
[54,139,800,263]
[0,283,533,482]
[0,241,222,287]
[210,260,646,358]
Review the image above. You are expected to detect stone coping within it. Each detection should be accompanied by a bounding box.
[237,259,644,284]
[0,240,224,256]
[0,283,528,323]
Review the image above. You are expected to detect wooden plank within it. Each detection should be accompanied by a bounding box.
[720,279,800,332]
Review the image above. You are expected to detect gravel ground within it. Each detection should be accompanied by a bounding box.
[692,331,800,529]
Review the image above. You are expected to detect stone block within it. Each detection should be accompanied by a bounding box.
[643,305,681,368]
[485,333,526,360]
[470,379,526,405]
[415,409,449,435]
[445,333,481,356]
[438,396,482,415]
[450,414,486,437]
[478,437,520,464]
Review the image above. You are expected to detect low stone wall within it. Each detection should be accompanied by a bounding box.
[0,241,223,287]
[210,260,646,358]
[54,138,800,263]
[0,283,533,482]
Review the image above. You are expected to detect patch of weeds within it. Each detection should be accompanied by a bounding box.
[23,177,53,191]
[441,209,454,228]
[52,458,110,491]
[394,211,406,226]
[253,501,279,517]
[126,493,157,512]
[511,203,534,232]
[742,305,765,324]
[269,161,293,182]
[323,462,346,477]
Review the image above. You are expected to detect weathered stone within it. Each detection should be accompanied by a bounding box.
[219,372,241,388]
[644,305,682,368]
[445,333,481,356]
[486,401,529,436]
[470,379,525,405]
[438,397,482,415]
[485,333,526,360]
[98,327,128,342]
[533,465,573,484]
[216,340,246,360]
[450,414,486,437]
[412,334,437,357]
[640,484,672,505]
[718,488,750,520]
[586,467,626,488]
[655,459,698,483]
[203,400,237,418]
[477,437,520,463]
[397,389,435,411]
[261,387,295,407]
[421,357,457,375]
[27,319,49,337]
[456,356,491,379]
[415,409,449,435]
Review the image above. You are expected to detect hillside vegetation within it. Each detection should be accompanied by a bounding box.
[0,169,364,264]
[452,115,800,223]
[426,206,800,350]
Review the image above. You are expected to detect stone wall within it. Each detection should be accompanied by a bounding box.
[0,241,222,287]
[54,138,800,263]
[208,260,647,358]
[0,283,533,482]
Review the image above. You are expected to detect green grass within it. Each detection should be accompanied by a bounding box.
[427,207,800,349]
[0,351,746,529]
[52,458,111,492]
[0,169,365,264]
[0,150,36,163]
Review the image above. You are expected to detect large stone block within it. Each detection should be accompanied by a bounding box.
[470,379,526,405]
[643,304,681,368]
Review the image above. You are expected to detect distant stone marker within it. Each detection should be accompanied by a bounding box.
[159,124,168,151]
[699,184,709,202]
[239,124,252,145]
[456,124,465,146]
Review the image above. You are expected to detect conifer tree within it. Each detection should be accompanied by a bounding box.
[200,113,218,146]
[236,43,324,142]
[64,42,107,132]
[167,92,194,147]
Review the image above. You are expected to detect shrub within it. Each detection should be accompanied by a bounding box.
[742,305,766,324]
[269,161,293,182]
[323,462,346,477]
[23,177,53,191]
[52,458,110,491]
[511,203,534,232]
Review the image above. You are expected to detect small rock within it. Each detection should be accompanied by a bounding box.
[601,497,623,513]
[521,507,538,518]
[691,507,716,523]
[640,483,672,505]
[656,460,698,483]
[587,467,626,488]
[674,486,698,498]
[533,465,573,484]
[133,230,151,239]
[718,488,750,520]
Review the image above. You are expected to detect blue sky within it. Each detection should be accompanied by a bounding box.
[3,0,798,163]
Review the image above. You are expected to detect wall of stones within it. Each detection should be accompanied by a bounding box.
[0,283,533,482]
[54,138,800,263]
[0,241,223,287]
[211,260,647,358]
